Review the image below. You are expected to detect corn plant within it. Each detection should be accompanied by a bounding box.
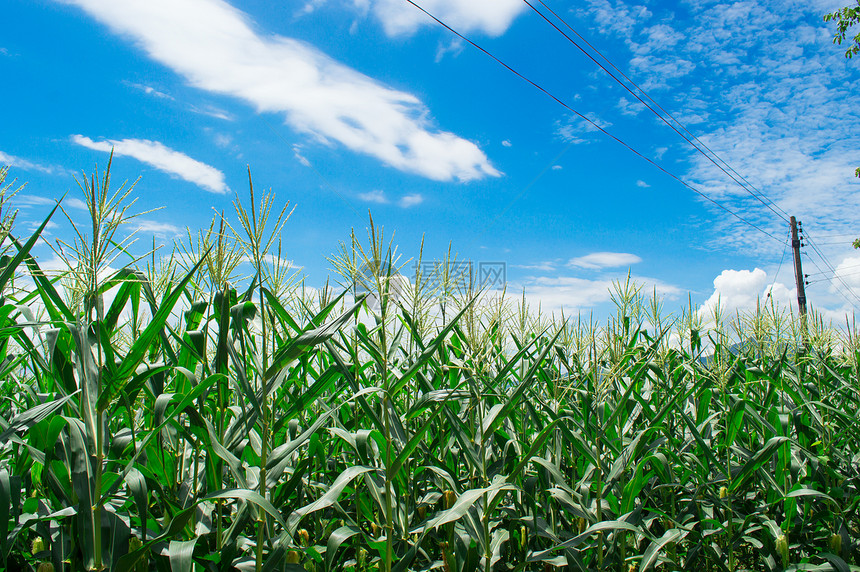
[0,162,857,572]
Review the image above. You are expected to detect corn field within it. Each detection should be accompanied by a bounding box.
[0,163,858,572]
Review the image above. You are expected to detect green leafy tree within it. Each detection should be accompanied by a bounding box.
[824,1,859,180]
[824,0,860,59]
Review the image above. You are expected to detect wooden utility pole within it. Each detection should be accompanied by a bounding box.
[790,216,808,339]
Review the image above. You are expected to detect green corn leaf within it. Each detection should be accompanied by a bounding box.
[286,465,377,535]
[261,286,302,333]
[326,525,362,571]
[528,520,647,560]
[482,327,563,443]
[100,268,145,333]
[820,552,850,572]
[101,372,219,502]
[0,391,79,443]
[415,479,517,533]
[264,294,364,381]
[389,402,447,476]
[639,528,685,571]
[124,467,148,541]
[783,488,840,510]
[730,436,789,493]
[168,538,198,572]
[106,249,211,402]
[204,488,286,527]
[389,297,478,397]
[1,204,59,293]
[726,397,746,447]
[17,251,74,322]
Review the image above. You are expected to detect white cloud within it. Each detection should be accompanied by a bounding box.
[513,261,557,272]
[20,194,91,211]
[357,190,422,207]
[520,274,681,314]
[213,133,233,148]
[583,0,652,40]
[189,104,234,121]
[71,135,229,194]
[398,193,423,207]
[14,195,59,208]
[133,219,182,237]
[33,254,70,274]
[297,0,326,16]
[501,140,512,148]
[555,113,612,144]
[820,255,860,308]
[435,38,464,63]
[569,251,642,269]
[636,180,650,188]
[358,189,389,204]
[65,197,89,210]
[554,127,586,145]
[551,165,563,170]
[699,268,795,320]
[27,220,59,232]
[363,0,528,37]
[0,151,56,174]
[292,144,312,168]
[701,268,768,316]
[239,253,300,271]
[12,193,89,211]
[833,256,860,288]
[64,0,498,182]
[124,81,174,100]
[617,96,641,117]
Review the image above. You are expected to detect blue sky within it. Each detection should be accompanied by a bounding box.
[2,0,859,323]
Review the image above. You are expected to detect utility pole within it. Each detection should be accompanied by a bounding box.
[790,216,808,341]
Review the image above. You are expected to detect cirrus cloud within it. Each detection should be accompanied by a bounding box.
[72,135,229,194]
[14,194,89,211]
[356,189,424,208]
[133,219,182,237]
[398,193,424,208]
[362,0,528,37]
[581,0,860,260]
[0,150,57,174]
[358,190,389,204]
[569,251,643,269]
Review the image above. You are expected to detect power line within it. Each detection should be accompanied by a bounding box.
[809,257,856,308]
[522,0,790,224]
[807,268,860,285]
[404,0,786,245]
[805,261,860,278]
[466,138,579,249]
[801,250,858,309]
[803,228,860,308]
[806,252,860,308]
[530,0,792,225]
[802,232,858,238]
